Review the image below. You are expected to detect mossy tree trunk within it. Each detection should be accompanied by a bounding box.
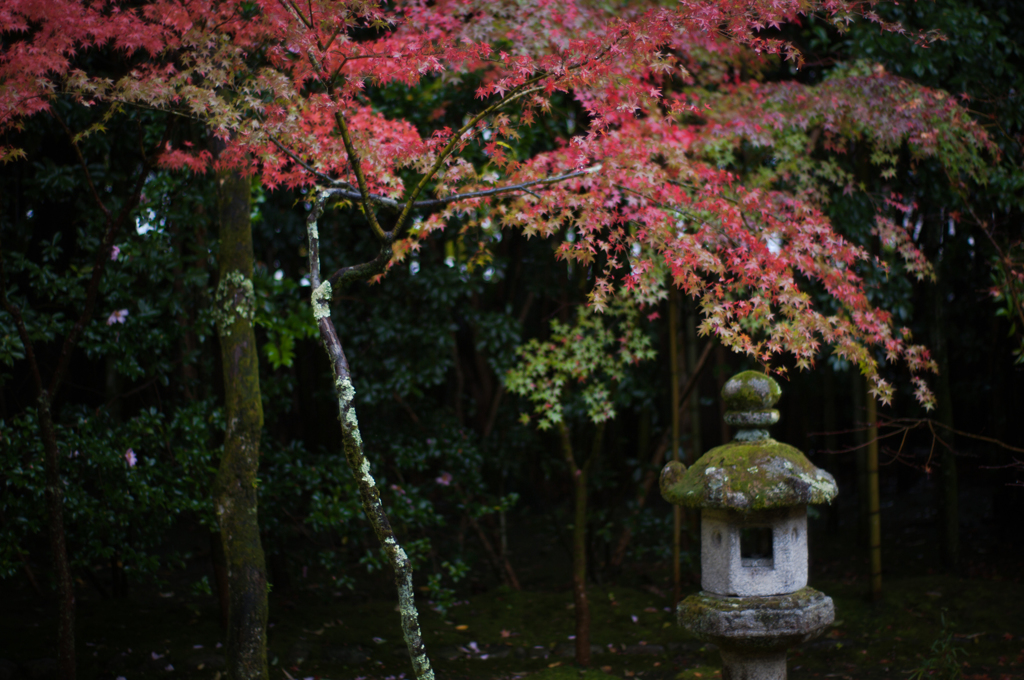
[214,169,269,680]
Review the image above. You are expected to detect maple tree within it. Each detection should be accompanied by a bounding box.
[0,0,1001,678]
[507,298,656,665]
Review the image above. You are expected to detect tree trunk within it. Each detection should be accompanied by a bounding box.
[39,393,76,680]
[559,421,593,668]
[214,169,269,680]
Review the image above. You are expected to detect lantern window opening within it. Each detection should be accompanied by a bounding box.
[739,526,774,569]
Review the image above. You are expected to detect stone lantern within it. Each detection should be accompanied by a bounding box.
[660,371,838,680]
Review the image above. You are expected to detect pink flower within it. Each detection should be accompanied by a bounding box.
[125,449,137,467]
[435,472,452,486]
[110,245,121,261]
[107,309,129,325]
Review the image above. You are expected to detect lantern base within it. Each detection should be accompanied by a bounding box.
[719,650,787,680]
[678,587,833,679]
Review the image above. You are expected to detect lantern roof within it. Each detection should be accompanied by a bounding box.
[660,371,837,511]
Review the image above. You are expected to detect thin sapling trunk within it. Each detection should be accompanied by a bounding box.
[559,421,594,668]
[304,191,435,680]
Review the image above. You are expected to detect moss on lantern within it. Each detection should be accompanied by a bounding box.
[678,587,835,647]
[659,371,837,511]
[722,370,782,411]
[660,439,836,510]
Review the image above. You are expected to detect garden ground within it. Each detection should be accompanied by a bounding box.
[2,479,1022,680]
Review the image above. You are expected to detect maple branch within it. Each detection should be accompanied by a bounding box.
[318,167,601,289]
[320,21,347,58]
[614,183,700,221]
[321,166,602,210]
[267,133,345,187]
[332,109,390,243]
[390,80,548,236]
[305,46,607,244]
[327,241,394,290]
[51,109,112,223]
[407,167,602,208]
[276,0,312,29]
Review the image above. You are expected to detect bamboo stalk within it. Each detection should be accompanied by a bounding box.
[669,289,682,603]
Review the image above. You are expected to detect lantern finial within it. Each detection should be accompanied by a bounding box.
[722,371,781,441]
